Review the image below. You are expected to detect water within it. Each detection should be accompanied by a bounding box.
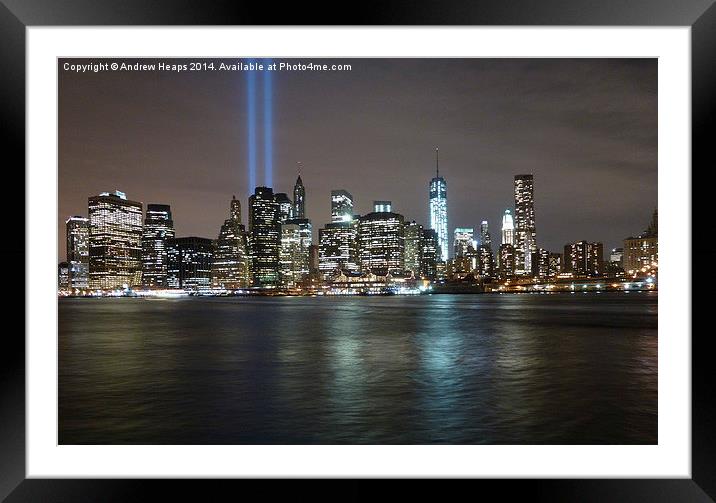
[59,292,657,444]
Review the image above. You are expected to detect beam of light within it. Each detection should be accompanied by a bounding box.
[263,59,273,188]
[247,62,257,194]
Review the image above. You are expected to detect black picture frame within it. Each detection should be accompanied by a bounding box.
[1,1,710,500]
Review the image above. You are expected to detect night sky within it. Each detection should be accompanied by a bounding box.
[58,58,657,259]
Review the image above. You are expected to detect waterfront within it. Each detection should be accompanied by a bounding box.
[59,292,657,444]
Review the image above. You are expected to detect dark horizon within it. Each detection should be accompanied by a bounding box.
[58,58,657,260]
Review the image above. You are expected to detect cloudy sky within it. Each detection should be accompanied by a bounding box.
[58,58,656,259]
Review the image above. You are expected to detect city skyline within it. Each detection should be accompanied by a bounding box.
[59,58,657,259]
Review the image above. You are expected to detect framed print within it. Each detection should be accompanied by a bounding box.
[2,0,712,500]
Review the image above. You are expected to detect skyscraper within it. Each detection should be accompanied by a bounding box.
[420,228,439,280]
[480,220,492,250]
[167,236,214,292]
[429,148,448,262]
[403,221,423,275]
[248,187,281,287]
[293,175,306,219]
[211,196,250,290]
[280,215,312,287]
[141,204,175,289]
[319,221,358,278]
[66,215,89,289]
[331,190,354,223]
[478,246,495,279]
[498,243,516,280]
[453,227,475,258]
[58,262,70,291]
[88,190,143,290]
[275,192,293,223]
[623,210,658,274]
[563,241,604,277]
[531,248,550,279]
[358,202,405,275]
[548,253,563,277]
[501,209,515,245]
[514,174,537,275]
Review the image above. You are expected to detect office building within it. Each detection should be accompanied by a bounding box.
[358,203,405,275]
[404,221,423,275]
[308,244,320,279]
[293,175,306,219]
[429,148,448,262]
[420,228,440,281]
[280,218,312,287]
[480,220,492,250]
[331,190,354,223]
[167,236,214,292]
[66,216,89,289]
[141,204,175,289]
[319,221,358,278]
[531,248,550,279]
[514,174,537,275]
[501,209,515,246]
[274,193,293,223]
[88,190,143,290]
[498,243,516,279]
[563,241,604,277]
[610,247,624,266]
[623,210,658,274]
[211,196,250,290]
[478,245,494,278]
[548,252,562,277]
[453,227,475,258]
[249,187,281,287]
[58,262,70,291]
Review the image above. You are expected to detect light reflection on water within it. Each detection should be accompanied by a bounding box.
[59,292,657,444]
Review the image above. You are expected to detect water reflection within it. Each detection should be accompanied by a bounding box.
[59,292,658,444]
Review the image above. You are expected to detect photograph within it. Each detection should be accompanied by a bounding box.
[56,57,658,445]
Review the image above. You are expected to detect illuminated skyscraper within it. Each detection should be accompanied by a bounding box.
[498,243,516,280]
[563,241,604,277]
[514,175,537,275]
[167,236,214,292]
[275,192,293,223]
[58,262,70,291]
[331,190,354,223]
[358,203,405,275]
[453,227,475,258]
[88,190,143,290]
[548,253,563,277]
[429,148,448,262]
[420,229,439,280]
[249,187,281,287]
[623,210,658,274]
[141,204,175,289]
[319,221,358,278]
[281,218,312,286]
[211,196,250,290]
[480,220,492,250]
[478,246,495,278]
[404,221,423,275]
[66,215,89,289]
[293,175,306,219]
[531,248,550,279]
[501,209,515,245]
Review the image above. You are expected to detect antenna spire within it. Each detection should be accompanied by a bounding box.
[435,147,439,178]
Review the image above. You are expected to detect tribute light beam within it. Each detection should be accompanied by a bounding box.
[263,59,273,188]
[247,62,257,194]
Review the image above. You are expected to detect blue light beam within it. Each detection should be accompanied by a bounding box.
[263,59,273,188]
[247,63,257,194]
